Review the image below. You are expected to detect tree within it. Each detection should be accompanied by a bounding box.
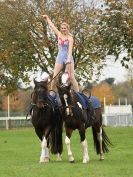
[91,82,115,105]
[113,81,133,105]
[1,0,132,93]
[98,0,133,68]
[103,77,115,85]
[0,1,35,92]
[1,88,32,114]
[0,0,111,91]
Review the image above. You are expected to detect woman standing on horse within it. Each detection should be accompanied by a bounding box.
[41,14,79,92]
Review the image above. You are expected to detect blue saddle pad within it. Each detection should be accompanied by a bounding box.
[89,96,101,109]
[48,95,58,108]
[76,92,89,109]
[76,93,101,109]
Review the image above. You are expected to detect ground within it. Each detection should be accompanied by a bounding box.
[0,127,133,177]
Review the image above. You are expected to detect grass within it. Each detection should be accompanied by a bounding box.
[0,127,133,177]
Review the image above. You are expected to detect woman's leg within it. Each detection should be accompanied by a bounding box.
[66,63,79,92]
[51,63,63,91]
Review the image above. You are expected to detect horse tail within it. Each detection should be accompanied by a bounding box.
[50,111,63,154]
[102,128,112,153]
[92,127,112,154]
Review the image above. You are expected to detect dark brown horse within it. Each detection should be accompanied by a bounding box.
[56,72,111,163]
[31,79,63,163]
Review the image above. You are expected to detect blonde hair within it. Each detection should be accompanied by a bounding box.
[61,22,70,31]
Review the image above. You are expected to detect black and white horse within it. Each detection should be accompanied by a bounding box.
[56,72,111,163]
[31,75,63,163]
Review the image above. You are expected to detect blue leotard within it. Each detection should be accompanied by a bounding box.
[56,37,74,64]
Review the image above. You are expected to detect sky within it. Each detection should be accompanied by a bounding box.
[98,59,128,83]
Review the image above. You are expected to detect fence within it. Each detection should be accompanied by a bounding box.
[0,105,133,129]
[0,117,32,129]
[103,114,133,127]
[103,105,133,127]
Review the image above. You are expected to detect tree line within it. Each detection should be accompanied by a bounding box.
[0,78,132,115]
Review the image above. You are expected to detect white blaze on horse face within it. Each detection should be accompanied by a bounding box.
[35,72,49,82]
[61,72,69,86]
[77,102,83,110]
[64,94,70,115]
[41,72,49,81]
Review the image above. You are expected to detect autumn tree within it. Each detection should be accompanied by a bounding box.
[91,82,115,105]
[0,1,35,92]
[0,0,132,93]
[1,89,32,114]
[0,0,113,91]
[113,81,133,105]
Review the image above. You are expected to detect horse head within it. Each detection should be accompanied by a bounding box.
[56,72,74,115]
[56,72,71,96]
[32,79,49,109]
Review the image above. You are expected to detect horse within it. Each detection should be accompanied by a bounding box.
[30,77,63,163]
[56,72,111,163]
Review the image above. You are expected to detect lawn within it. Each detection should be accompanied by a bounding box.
[0,127,133,177]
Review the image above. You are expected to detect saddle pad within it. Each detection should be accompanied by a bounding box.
[76,92,89,109]
[48,95,58,108]
[76,93,101,109]
[89,96,101,109]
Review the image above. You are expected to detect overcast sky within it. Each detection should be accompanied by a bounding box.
[99,59,128,83]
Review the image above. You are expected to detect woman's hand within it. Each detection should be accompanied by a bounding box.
[66,58,71,64]
[41,14,48,20]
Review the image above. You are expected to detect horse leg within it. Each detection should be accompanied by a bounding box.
[65,128,74,163]
[79,127,90,163]
[93,108,104,160]
[40,136,50,163]
[56,153,62,161]
[40,126,53,163]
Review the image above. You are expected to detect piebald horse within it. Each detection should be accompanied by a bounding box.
[57,72,111,163]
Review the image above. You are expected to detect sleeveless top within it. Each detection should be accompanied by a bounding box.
[56,37,74,64]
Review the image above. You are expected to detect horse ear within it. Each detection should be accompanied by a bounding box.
[34,78,37,85]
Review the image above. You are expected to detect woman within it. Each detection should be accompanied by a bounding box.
[41,15,79,92]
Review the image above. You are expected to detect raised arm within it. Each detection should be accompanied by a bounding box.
[41,15,60,36]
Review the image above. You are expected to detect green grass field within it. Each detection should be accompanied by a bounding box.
[0,127,133,177]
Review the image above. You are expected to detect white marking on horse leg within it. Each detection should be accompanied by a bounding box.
[65,136,74,162]
[81,139,90,163]
[56,153,62,161]
[40,137,50,163]
[64,94,70,115]
[97,128,104,160]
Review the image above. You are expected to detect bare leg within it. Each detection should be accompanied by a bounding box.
[66,63,79,92]
[51,63,63,91]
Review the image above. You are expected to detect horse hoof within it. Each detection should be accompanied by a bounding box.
[56,154,62,161]
[82,159,89,164]
[39,157,50,163]
[69,160,75,163]
[99,158,104,161]
[82,157,90,164]
[56,157,62,161]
